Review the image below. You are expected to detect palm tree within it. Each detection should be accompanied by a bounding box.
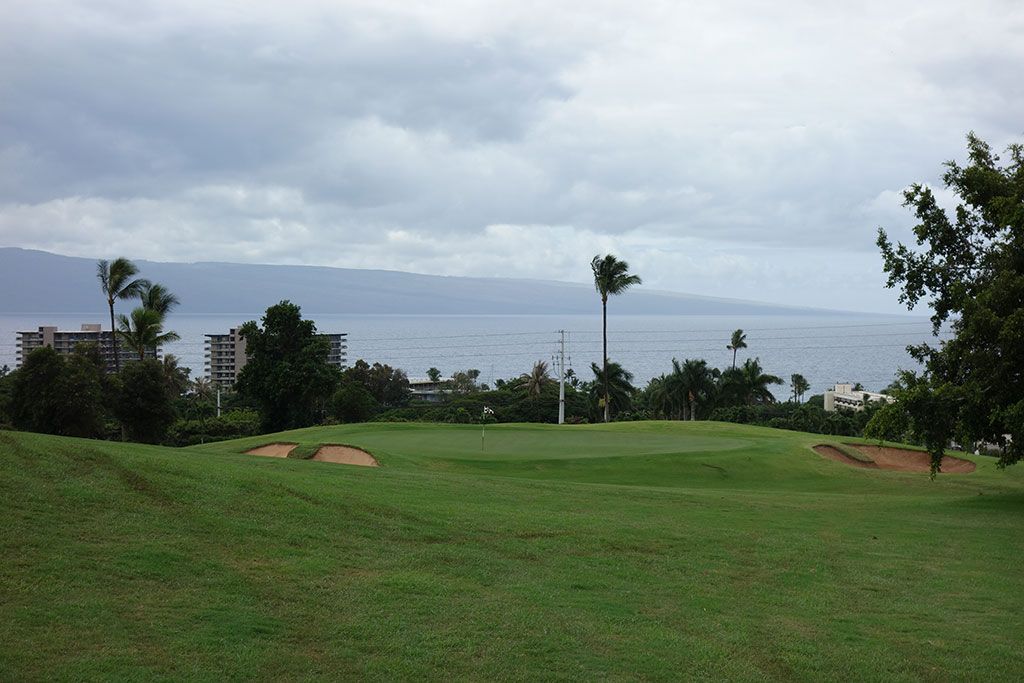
[521,360,550,398]
[190,375,214,400]
[790,373,810,403]
[97,258,149,371]
[140,282,180,317]
[646,375,672,419]
[679,358,717,420]
[116,307,181,361]
[727,329,747,370]
[591,254,642,422]
[589,361,635,419]
[161,354,191,396]
[739,358,783,405]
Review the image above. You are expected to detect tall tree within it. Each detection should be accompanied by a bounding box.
[727,329,747,370]
[589,361,635,419]
[160,354,191,397]
[10,346,105,438]
[591,254,642,422]
[114,359,177,443]
[720,358,783,406]
[139,282,180,317]
[522,360,550,399]
[236,301,341,431]
[739,358,783,405]
[790,373,810,403]
[678,358,717,420]
[97,258,148,372]
[116,307,181,361]
[877,132,1024,469]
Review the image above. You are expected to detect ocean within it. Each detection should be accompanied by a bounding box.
[0,312,944,398]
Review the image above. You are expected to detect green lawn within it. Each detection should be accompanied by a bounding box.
[2,422,1023,680]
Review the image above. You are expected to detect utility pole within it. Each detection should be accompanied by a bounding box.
[216,388,222,418]
[558,329,566,425]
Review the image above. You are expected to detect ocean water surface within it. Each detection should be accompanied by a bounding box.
[0,312,946,399]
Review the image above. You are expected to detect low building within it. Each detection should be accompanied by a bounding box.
[824,383,894,412]
[16,324,153,373]
[205,326,349,387]
[408,378,446,403]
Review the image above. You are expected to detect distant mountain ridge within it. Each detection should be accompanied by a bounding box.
[0,247,844,317]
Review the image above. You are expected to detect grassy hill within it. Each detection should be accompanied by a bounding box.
[3,422,1023,680]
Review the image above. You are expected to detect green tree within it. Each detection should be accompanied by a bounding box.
[0,365,14,427]
[863,398,911,446]
[589,361,635,420]
[344,360,411,407]
[790,373,810,403]
[426,367,442,382]
[877,133,1024,469]
[331,383,379,423]
[139,282,180,316]
[97,258,148,372]
[160,354,191,397]
[677,358,717,420]
[727,329,747,370]
[11,346,105,438]
[114,359,177,443]
[720,358,782,406]
[591,254,642,422]
[448,368,481,395]
[521,360,550,398]
[236,301,341,431]
[116,307,181,360]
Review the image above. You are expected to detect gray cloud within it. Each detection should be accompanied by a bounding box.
[1,0,1022,314]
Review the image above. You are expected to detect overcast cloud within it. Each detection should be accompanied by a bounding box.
[1,0,1022,313]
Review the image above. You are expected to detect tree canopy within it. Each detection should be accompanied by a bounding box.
[236,301,341,431]
[877,132,1023,469]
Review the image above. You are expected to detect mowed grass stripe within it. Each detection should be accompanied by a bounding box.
[2,423,1023,680]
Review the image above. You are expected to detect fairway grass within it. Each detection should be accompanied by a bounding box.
[2,422,1023,680]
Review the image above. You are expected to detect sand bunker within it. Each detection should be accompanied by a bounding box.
[852,444,975,473]
[312,445,379,467]
[813,445,878,469]
[813,444,975,473]
[245,443,297,458]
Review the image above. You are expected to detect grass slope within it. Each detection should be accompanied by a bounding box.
[3,422,1024,680]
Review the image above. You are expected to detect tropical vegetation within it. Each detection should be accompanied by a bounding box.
[591,254,642,422]
[876,132,1023,468]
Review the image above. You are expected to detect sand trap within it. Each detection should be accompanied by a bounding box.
[813,445,878,469]
[851,444,975,473]
[813,444,975,473]
[312,445,379,467]
[245,443,297,458]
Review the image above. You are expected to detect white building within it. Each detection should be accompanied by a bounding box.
[408,378,445,403]
[824,383,894,412]
[205,326,348,387]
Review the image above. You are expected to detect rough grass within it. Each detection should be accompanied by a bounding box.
[2,422,1023,680]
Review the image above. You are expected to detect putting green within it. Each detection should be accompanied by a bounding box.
[346,424,751,461]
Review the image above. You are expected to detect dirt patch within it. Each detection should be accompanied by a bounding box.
[850,444,976,473]
[814,445,878,469]
[311,445,379,467]
[245,443,298,458]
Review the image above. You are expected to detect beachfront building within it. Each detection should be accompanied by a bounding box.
[15,324,153,373]
[408,378,446,403]
[824,383,894,412]
[205,326,348,387]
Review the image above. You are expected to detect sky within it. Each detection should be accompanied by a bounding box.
[1,0,1022,314]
